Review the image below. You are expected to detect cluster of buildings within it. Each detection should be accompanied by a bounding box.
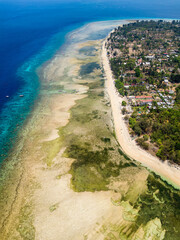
[157,91,175,108]
[127,91,175,109]
[107,22,179,112]
[127,95,153,106]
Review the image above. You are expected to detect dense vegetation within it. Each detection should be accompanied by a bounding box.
[129,108,180,163]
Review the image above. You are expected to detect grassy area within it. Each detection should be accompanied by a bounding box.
[42,138,63,167]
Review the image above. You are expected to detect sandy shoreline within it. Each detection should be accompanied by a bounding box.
[1,20,180,240]
[102,40,180,189]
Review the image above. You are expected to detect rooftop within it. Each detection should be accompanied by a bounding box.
[135,96,152,99]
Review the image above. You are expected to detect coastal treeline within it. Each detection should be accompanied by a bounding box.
[106,20,180,164]
[129,108,180,163]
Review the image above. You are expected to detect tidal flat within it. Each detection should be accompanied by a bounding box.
[0,21,179,240]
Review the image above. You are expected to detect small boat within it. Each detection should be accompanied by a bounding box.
[6,96,9,98]
[19,95,24,97]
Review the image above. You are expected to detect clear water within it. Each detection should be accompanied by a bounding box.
[0,0,180,164]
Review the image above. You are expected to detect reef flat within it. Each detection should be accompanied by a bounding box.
[0,20,179,240]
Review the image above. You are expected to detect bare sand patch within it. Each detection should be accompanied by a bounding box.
[43,93,86,142]
[34,160,123,240]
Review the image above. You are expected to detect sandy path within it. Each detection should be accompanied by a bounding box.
[102,41,180,189]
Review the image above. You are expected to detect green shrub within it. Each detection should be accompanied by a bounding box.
[134,124,142,136]
[136,138,149,150]
[143,134,149,141]
[129,117,137,128]
[122,101,127,106]
[122,107,127,115]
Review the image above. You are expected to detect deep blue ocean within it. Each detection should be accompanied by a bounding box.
[0,0,179,164]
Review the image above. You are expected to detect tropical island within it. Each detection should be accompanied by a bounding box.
[105,20,180,164]
[0,20,180,240]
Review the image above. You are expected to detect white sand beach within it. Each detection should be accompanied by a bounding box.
[102,40,180,189]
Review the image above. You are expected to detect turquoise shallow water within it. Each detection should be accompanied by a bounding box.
[0,17,127,164]
[0,22,83,164]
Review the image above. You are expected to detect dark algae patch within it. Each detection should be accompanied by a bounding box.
[66,144,122,192]
[97,173,180,239]
[79,46,97,56]
[68,145,109,191]
[134,175,180,240]
[80,62,100,76]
